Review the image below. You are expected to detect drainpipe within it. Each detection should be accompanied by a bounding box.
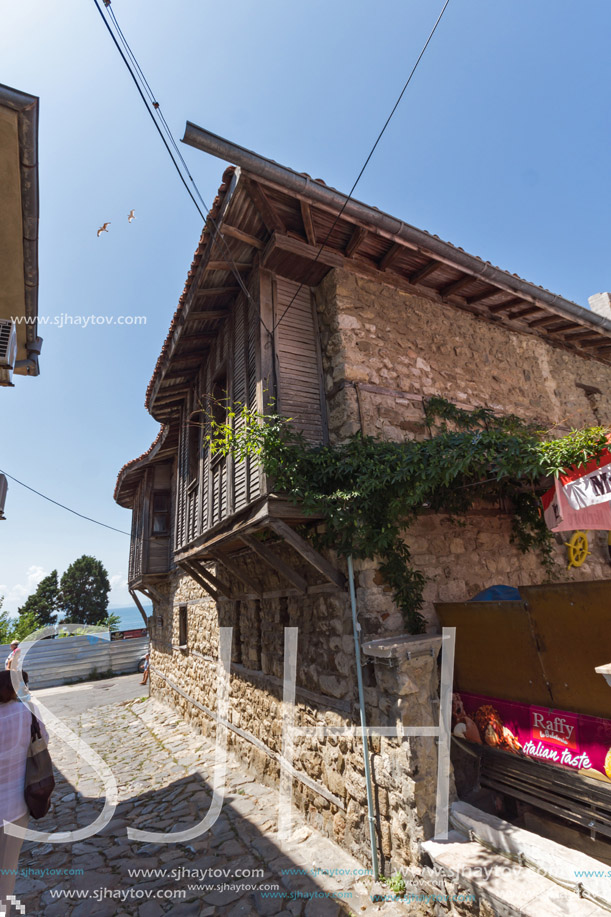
[347,554,379,881]
[14,336,43,375]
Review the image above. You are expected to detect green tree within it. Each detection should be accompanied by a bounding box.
[99,612,121,631]
[11,608,43,642]
[0,597,14,644]
[60,555,110,626]
[15,570,60,630]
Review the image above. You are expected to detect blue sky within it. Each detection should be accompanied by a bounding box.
[1,0,610,615]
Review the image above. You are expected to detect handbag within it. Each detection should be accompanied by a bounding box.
[24,713,55,819]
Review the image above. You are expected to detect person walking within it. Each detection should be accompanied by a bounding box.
[0,670,47,915]
[140,652,150,686]
[4,642,19,671]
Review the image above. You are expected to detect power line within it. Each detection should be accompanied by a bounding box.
[272,0,452,333]
[92,0,273,338]
[0,470,130,536]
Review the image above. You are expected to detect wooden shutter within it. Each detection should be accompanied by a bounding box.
[176,411,189,550]
[274,276,326,444]
[247,298,261,500]
[233,298,248,512]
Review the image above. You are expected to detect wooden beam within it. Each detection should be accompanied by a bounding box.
[205,260,251,272]
[220,224,265,249]
[243,177,286,234]
[185,310,230,323]
[507,305,541,319]
[439,275,473,298]
[486,298,526,314]
[467,287,499,305]
[191,561,233,598]
[239,533,308,594]
[565,334,609,347]
[267,518,346,590]
[141,584,164,603]
[541,322,583,335]
[180,561,219,601]
[562,329,606,341]
[155,386,190,402]
[129,588,150,627]
[300,200,316,246]
[195,286,241,297]
[409,260,440,286]
[528,315,574,329]
[211,551,262,598]
[179,334,215,348]
[379,242,403,272]
[345,225,367,258]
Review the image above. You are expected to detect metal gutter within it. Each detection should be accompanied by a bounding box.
[182,122,611,337]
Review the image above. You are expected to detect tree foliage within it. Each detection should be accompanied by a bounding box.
[0,598,13,645]
[205,396,609,634]
[60,555,111,626]
[16,570,60,630]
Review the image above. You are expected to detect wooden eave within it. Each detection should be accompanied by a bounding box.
[114,424,178,508]
[149,165,611,424]
[231,171,611,366]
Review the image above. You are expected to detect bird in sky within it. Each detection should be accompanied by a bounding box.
[128,209,135,223]
[97,222,110,237]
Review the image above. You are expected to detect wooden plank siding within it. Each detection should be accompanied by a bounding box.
[273,276,327,444]
[171,269,327,553]
[128,463,172,581]
[174,284,266,551]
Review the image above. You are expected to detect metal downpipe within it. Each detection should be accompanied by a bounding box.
[347,554,379,881]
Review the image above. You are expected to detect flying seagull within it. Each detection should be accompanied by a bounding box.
[97,222,110,237]
[128,209,135,223]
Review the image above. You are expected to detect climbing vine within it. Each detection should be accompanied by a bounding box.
[205,397,609,635]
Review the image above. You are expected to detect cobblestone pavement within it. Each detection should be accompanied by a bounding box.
[13,692,419,917]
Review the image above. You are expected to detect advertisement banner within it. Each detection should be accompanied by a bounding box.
[453,691,611,783]
[541,477,611,532]
[559,446,611,510]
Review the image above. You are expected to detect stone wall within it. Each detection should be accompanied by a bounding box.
[315,268,611,441]
[145,264,611,878]
[314,267,611,630]
[148,556,447,874]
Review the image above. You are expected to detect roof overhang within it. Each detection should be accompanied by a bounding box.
[145,125,611,420]
[0,83,40,375]
[114,424,177,507]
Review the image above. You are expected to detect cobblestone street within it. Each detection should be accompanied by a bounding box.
[14,678,412,917]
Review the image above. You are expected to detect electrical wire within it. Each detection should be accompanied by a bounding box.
[92,0,273,337]
[0,469,131,536]
[272,0,452,333]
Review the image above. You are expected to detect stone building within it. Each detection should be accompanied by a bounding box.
[115,130,611,880]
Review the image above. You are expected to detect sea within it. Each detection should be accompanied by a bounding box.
[109,603,153,631]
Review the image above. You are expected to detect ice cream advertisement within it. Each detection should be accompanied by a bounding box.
[453,692,611,782]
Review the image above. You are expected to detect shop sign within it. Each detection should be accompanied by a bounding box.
[560,447,611,510]
[453,691,611,782]
[542,477,611,532]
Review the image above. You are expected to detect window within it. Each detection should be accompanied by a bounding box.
[178,605,188,649]
[151,492,170,535]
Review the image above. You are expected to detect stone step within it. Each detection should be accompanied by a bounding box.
[421,802,611,917]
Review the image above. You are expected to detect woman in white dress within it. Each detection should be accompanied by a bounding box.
[0,669,47,914]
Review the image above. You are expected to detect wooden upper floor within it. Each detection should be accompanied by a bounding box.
[115,144,611,590]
